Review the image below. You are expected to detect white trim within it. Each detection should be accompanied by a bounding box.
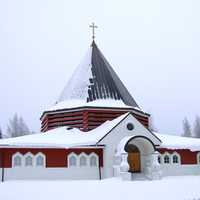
[35,153,46,167]
[79,152,88,167]
[172,152,181,165]
[160,152,181,165]
[89,153,99,167]
[12,152,23,167]
[163,152,171,164]
[68,152,78,167]
[24,152,34,167]
[197,152,200,164]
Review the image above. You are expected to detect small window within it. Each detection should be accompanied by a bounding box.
[90,155,97,167]
[197,153,200,164]
[80,155,87,167]
[69,155,77,167]
[164,155,170,164]
[25,156,33,167]
[36,155,44,166]
[13,156,22,167]
[158,156,161,164]
[172,155,178,163]
[127,123,134,131]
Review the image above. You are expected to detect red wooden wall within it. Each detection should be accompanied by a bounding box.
[41,108,149,132]
[0,147,199,168]
[158,148,199,165]
[0,148,103,168]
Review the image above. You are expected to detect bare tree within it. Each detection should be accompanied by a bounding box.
[194,116,200,138]
[7,113,30,138]
[182,117,192,137]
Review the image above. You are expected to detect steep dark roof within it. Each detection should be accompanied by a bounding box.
[89,41,139,107]
[58,41,139,108]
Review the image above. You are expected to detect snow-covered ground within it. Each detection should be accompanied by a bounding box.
[0,176,200,200]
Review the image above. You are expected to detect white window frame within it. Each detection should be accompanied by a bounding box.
[35,152,46,167]
[12,152,24,167]
[79,153,88,167]
[89,153,99,167]
[24,152,34,167]
[163,152,171,164]
[172,152,181,165]
[68,152,78,167]
[197,152,200,164]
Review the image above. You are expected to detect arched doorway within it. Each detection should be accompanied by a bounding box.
[126,144,141,172]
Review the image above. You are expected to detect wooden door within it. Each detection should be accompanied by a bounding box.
[128,152,141,172]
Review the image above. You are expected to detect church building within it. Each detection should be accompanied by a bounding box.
[1,26,200,181]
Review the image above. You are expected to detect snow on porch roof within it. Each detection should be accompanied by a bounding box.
[116,132,200,155]
[0,113,129,148]
[117,133,200,156]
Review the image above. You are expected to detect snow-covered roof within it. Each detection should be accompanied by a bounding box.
[116,132,200,155]
[52,41,140,111]
[2,112,200,152]
[47,99,141,112]
[0,113,129,148]
[155,132,200,152]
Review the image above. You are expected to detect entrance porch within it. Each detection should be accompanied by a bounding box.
[114,136,162,180]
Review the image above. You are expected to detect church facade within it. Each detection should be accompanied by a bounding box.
[0,39,200,181]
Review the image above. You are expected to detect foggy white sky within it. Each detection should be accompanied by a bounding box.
[0,0,200,135]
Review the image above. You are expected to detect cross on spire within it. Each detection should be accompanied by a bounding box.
[89,22,98,40]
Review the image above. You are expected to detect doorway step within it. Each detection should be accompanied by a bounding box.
[131,173,149,181]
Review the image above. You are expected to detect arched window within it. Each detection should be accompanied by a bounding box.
[36,154,45,167]
[80,154,87,167]
[172,155,178,163]
[13,155,22,167]
[171,152,180,164]
[12,153,23,167]
[90,155,98,167]
[25,155,33,166]
[164,155,170,164]
[68,154,77,167]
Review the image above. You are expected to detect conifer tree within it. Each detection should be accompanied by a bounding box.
[7,113,30,138]
[182,117,192,137]
[194,116,200,138]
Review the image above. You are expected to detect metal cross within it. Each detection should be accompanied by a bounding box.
[89,22,98,40]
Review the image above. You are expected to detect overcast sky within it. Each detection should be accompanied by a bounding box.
[0,0,200,135]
